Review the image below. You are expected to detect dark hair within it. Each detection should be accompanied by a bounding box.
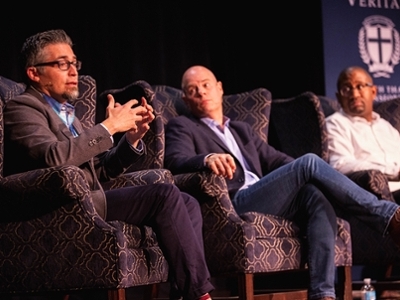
[19,29,73,81]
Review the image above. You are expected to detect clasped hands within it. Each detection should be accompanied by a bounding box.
[102,94,155,147]
[205,153,236,179]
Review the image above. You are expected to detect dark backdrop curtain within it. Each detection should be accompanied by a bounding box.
[1,2,325,99]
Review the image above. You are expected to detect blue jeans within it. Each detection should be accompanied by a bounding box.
[232,153,399,299]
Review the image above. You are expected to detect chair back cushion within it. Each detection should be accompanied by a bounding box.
[223,88,272,142]
[73,75,97,129]
[269,92,328,161]
[0,76,26,104]
[374,97,400,133]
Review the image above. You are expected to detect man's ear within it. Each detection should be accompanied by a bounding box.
[26,67,40,83]
[217,81,224,95]
[371,85,377,100]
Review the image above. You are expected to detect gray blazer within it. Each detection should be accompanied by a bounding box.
[4,87,145,218]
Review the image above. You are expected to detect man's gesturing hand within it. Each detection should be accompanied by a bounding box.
[125,97,155,146]
[102,94,148,136]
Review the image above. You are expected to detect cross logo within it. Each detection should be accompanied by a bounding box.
[359,15,400,78]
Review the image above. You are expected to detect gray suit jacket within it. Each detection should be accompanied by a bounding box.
[4,87,145,218]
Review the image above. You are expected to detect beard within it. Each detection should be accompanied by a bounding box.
[62,87,79,101]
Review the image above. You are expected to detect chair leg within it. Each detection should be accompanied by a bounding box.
[385,264,393,278]
[108,288,126,300]
[336,265,353,300]
[238,272,308,300]
[143,283,159,300]
[238,273,255,300]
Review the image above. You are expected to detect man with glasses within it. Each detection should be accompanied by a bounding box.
[4,30,214,300]
[165,65,400,300]
[326,66,400,202]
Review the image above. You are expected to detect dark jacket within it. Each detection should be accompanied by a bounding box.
[165,114,293,198]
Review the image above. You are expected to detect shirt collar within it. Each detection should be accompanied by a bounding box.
[340,109,380,123]
[43,94,75,114]
[200,116,230,128]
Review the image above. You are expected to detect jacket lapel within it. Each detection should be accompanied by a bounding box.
[229,123,262,177]
[190,116,232,152]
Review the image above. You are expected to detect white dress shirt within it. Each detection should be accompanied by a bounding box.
[326,110,400,191]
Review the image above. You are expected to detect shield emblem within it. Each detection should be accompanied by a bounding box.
[359,15,400,77]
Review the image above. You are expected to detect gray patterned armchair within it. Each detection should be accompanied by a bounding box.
[268,92,400,295]
[0,75,170,300]
[152,85,353,300]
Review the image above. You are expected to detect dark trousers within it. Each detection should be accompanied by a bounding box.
[105,183,214,299]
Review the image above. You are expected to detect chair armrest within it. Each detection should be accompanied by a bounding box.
[0,165,95,221]
[0,165,117,234]
[174,171,257,272]
[174,171,307,273]
[0,165,135,289]
[101,168,174,190]
[346,169,394,202]
[173,170,246,224]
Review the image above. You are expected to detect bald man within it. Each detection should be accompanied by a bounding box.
[164,65,400,300]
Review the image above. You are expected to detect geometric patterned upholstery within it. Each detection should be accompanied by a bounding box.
[0,76,26,105]
[0,75,169,299]
[153,85,353,300]
[74,75,97,130]
[269,92,400,276]
[0,76,26,180]
[223,88,272,143]
[374,96,400,133]
[153,85,272,142]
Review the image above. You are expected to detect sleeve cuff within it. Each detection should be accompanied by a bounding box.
[128,137,144,153]
[100,123,114,143]
[204,153,215,166]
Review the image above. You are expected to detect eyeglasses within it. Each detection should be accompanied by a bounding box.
[34,59,82,71]
[339,83,373,97]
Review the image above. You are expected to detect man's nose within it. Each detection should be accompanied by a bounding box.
[68,65,78,76]
[351,86,362,96]
[197,86,206,95]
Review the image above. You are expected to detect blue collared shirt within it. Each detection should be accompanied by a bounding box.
[201,116,259,189]
[44,95,79,137]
